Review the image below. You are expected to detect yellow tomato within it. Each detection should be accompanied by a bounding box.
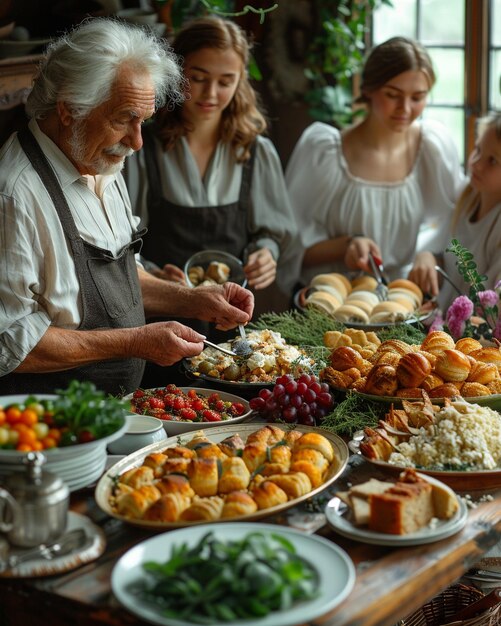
[26,402,45,418]
[0,427,9,445]
[33,422,49,440]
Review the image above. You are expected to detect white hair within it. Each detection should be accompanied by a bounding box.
[26,18,184,120]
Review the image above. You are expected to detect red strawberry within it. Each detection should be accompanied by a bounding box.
[208,393,220,404]
[132,389,145,399]
[190,398,205,412]
[172,396,186,411]
[180,408,197,421]
[149,398,165,410]
[229,402,246,416]
[187,389,198,399]
[166,384,178,394]
[202,409,222,422]
[214,399,227,412]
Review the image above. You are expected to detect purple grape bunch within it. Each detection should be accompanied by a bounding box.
[249,373,334,426]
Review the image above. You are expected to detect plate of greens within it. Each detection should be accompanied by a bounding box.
[111,522,355,626]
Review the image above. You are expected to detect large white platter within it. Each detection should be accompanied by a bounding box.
[325,473,468,546]
[124,387,252,436]
[95,423,349,529]
[111,522,356,626]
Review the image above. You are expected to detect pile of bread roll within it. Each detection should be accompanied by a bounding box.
[303,273,423,325]
[320,330,501,398]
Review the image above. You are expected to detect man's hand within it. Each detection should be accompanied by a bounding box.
[344,236,382,273]
[132,321,205,365]
[191,282,254,330]
[244,248,277,290]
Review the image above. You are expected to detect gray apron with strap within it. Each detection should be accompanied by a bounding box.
[0,128,146,396]
[140,130,256,269]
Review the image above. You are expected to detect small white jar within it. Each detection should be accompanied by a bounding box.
[107,415,167,456]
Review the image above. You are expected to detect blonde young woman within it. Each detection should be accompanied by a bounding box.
[125,16,298,299]
[411,112,501,309]
[286,37,466,288]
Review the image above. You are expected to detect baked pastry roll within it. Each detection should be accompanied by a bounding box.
[246,425,286,446]
[467,361,498,384]
[418,350,437,367]
[116,484,161,519]
[293,433,334,463]
[265,472,312,499]
[420,331,455,356]
[487,379,501,393]
[250,480,288,509]
[283,429,304,447]
[320,367,353,389]
[435,349,471,382]
[180,495,224,521]
[359,428,394,461]
[206,261,230,284]
[376,339,413,357]
[329,346,364,371]
[351,376,367,391]
[156,474,195,500]
[461,382,491,397]
[364,364,398,396]
[260,443,292,476]
[290,449,329,488]
[334,304,370,324]
[371,351,401,368]
[143,492,191,522]
[469,347,501,370]
[217,433,245,457]
[119,466,155,489]
[428,383,461,398]
[188,458,219,497]
[162,458,192,476]
[218,457,251,493]
[396,352,432,388]
[241,441,268,472]
[421,373,444,391]
[162,445,196,460]
[194,442,227,460]
[455,337,483,355]
[143,453,169,477]
[221,491,258,518]
[185,433,211,449]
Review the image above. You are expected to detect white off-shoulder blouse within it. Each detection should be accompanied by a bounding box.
[285,119,467,285]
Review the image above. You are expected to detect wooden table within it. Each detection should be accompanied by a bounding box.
[0,454,500,626]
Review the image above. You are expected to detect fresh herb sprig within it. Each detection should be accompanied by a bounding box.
[250,308,344,346]
[51,380,127,445]
[134,531,319,623]
[447,239,488,300]
[319,391,385,437]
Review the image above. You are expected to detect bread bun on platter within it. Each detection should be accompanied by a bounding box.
[310,273,350,299]
[396,352,432,388]
[351,276,379,292]
[454,337,483,355]
[364,364,398,396]
[305,291,341,315]
[342,298,373,316]
[461,382,491,397]
[346,290,380,308]
[420,331,455,356]
[421,373,444,391]
[387,279,423,303]
[333,304,370,324]
[387,288,420,311]
[330,346,364,371]
[428,383,461,398]
[467,361,499,384]
[310,284,345,303]
[469,347,501,370]
[331,273,352,295]
[369,301,409,323]
[434,349,472,382]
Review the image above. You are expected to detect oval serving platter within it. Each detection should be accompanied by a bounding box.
[349,434,501,491]
[95,423,349,529]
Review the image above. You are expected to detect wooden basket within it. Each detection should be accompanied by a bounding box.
[400,584,501,626]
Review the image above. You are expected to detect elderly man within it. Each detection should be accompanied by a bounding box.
[0,18,253,395]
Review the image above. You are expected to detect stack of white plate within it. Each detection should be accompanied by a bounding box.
[0,394,128,492]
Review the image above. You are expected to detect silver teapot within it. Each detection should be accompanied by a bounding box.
[0,452,69,547]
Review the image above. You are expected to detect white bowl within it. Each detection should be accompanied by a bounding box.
[184,250,246,288]
[0,394,128,491]
[107,415,167,455]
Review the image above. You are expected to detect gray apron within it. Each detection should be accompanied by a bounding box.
[140,129,255,269]
[0,128,146,396]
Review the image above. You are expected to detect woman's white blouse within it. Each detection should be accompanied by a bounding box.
[285,119,466,285]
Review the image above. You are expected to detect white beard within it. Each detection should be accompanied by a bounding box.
[69,120,134,175]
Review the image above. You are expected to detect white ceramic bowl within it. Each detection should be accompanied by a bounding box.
[107,414,167,455]
[184,250,246,288]
[0,394,128,491]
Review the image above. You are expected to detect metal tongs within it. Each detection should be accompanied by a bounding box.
[368,253,388,301]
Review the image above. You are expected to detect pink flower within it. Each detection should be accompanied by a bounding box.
[429,312,445,333]
[447,295,474,323]
[477,290,499,308]
[494,316,501,342]
[446,313,466,339]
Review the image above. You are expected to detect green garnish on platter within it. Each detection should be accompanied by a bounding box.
[320,391,385,437]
